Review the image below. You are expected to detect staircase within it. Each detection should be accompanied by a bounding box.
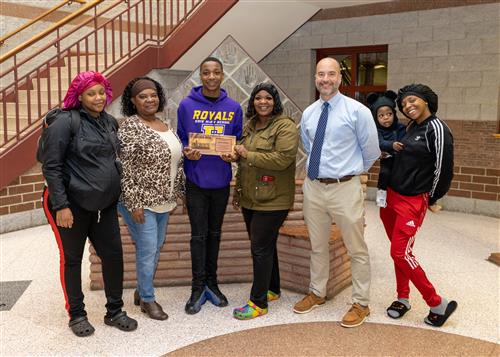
[0,0,238,189]
[0,54,107,148]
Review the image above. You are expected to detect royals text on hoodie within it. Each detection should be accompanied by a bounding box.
[177,86,243,189]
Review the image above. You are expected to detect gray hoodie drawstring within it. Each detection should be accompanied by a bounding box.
[97,210,101,223]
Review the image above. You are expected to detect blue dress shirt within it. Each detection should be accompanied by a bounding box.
[300,93,380,178]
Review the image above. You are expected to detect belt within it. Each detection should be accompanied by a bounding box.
[316,175,355,184]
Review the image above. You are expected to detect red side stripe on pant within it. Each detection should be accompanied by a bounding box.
[42,187,70,316]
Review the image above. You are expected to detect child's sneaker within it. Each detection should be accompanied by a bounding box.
[267,290,280,302]
[233,300,267,320]
[376,189,387,208]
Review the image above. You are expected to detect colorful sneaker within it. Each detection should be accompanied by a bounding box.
[267,290,280,302]
[233,300,268,320]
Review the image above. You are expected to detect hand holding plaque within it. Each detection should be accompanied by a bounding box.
[188,133,236,156]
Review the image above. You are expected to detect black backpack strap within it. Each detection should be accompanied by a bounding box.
[68,109,81,137]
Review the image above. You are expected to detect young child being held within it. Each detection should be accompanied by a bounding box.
[367,90,406,208]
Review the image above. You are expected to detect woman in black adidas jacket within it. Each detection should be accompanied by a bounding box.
[41,71,137,337]
[380,84,457,328]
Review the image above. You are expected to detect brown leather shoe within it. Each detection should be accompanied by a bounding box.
[134,290,140,306]
[340,303,370,328]
[293,292,326,314]
[140,301,168,320]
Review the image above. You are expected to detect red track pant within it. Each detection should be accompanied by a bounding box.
[380,188,441,307]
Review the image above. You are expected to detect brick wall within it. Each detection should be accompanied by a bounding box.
[0,163,44,216]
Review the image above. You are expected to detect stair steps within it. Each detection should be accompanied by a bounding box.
[2,53,107,148]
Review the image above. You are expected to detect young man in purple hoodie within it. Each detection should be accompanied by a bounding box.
[177,57,243,314]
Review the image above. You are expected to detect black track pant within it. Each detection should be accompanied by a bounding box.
[242,208,289,309]
[42,187,124,321]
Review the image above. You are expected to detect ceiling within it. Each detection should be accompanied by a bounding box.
[172,0,389,71]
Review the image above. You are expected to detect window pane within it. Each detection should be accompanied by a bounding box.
[357,52,387,86]
[329,55,352,86]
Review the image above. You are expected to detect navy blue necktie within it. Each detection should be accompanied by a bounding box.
[307,102,330,180]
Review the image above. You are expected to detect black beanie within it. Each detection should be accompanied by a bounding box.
[397,83,438,118]
[367,90,397,118]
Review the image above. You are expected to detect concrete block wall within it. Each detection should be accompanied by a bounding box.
[259,2,500,213]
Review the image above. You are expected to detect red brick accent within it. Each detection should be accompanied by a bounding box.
[21,174,44,184]
[10,202,35,213]
[454,174,472,183]
[485,185,500,193]
[8,184,35,195]
[0,195,22,206]
[448,189,472,198]
[471,192,498,200]
[461,167,486,175]
[0,163,44,215]
[472,176,497,184]
[459,182,485,191]
[22,192,42,202]
[487,169,500,176]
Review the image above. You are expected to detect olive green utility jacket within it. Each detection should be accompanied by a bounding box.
[235,115,298,211]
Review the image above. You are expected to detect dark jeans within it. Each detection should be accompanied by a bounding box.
[242,208,289,309]
[42,187,124,321]
[185,180,230,289]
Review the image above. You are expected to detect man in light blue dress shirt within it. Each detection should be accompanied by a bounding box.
[293,57,380,328]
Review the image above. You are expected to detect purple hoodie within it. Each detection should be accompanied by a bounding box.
[177,86,243,189]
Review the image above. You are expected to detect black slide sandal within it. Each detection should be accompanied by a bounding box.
[386,300,411,319]
[424,300,458,327]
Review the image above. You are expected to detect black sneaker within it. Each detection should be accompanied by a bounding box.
[185,287,207,315]
[205,284,228,307]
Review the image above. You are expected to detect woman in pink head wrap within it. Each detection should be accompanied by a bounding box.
[41,71,138,337]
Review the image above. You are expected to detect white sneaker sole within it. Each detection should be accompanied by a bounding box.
[293,301,325,314]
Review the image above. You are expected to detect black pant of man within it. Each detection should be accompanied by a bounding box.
[42,188,124,321]
[185,180,229,313]
[242,208,289,309]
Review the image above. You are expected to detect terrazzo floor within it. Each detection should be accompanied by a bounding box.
[1,202,499,356]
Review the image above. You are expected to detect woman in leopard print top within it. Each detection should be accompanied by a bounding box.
[118,77,185,321]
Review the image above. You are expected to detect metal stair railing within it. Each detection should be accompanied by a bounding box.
[0,0,203,151]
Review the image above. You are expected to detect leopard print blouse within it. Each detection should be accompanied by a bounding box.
[118,115,185,211]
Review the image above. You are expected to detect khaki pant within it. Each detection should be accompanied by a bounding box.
[302,177,370,305]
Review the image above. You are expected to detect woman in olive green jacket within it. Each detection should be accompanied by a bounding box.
[232,83,299,320]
